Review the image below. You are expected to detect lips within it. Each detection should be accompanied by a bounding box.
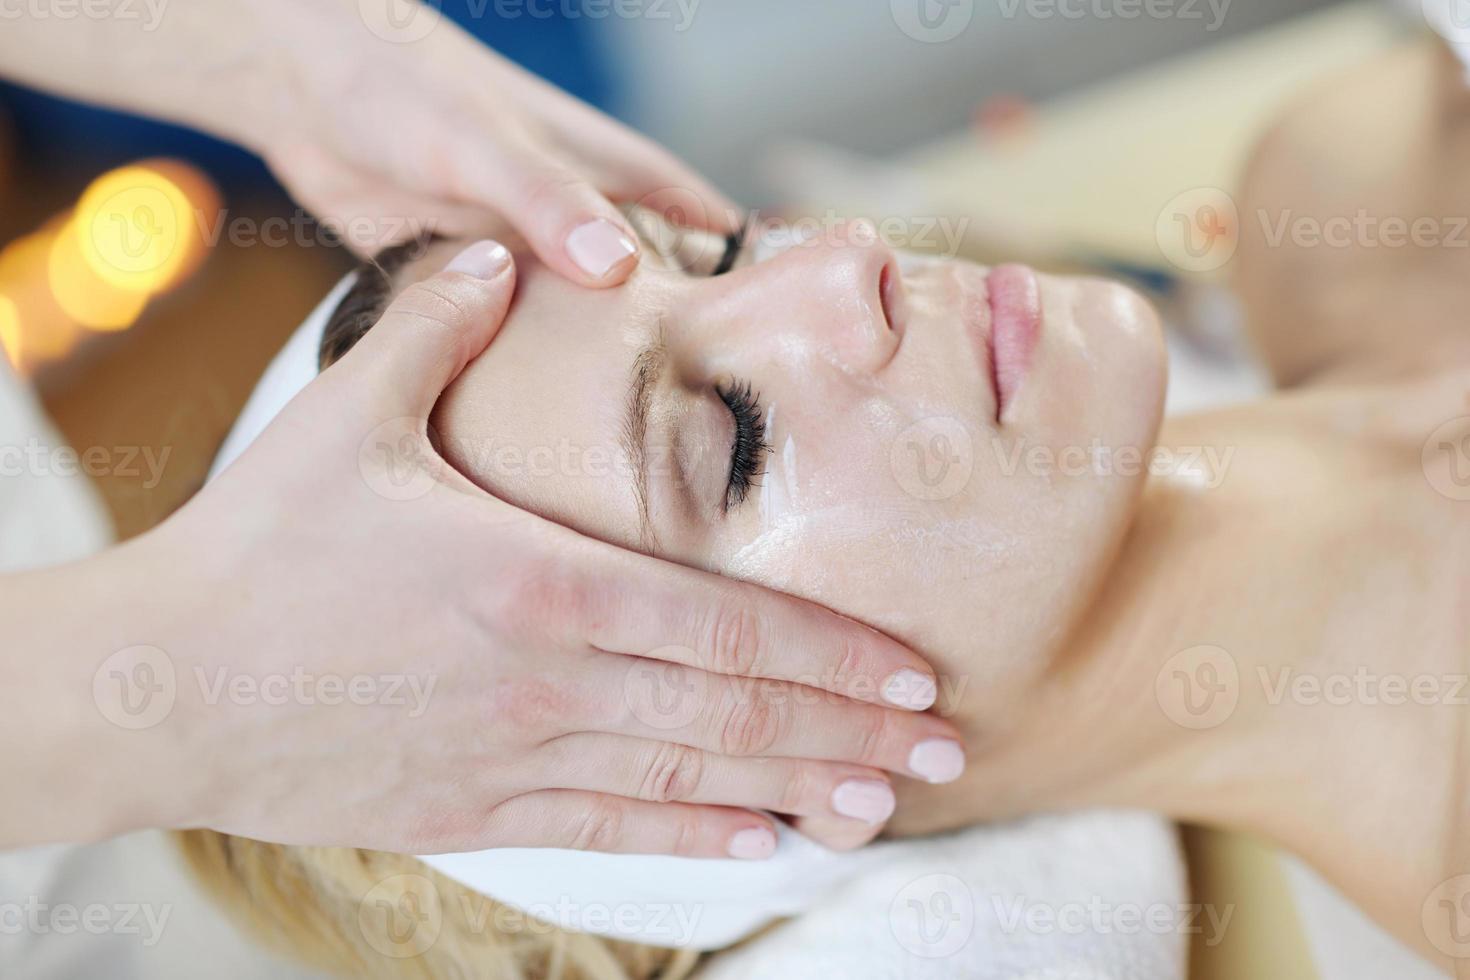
[985,264,1042,422]
[951,263,1043,422]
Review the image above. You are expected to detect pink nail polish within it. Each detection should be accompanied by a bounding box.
[883,668,938,710]
[566,219,637,279]
[727,826,776,860]
[445,240,511,279]
[908,739,965,784]
[831,779,897,825]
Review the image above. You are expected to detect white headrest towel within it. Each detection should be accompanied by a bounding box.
[208,279,1187,976]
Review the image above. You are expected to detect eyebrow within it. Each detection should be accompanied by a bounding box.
[621,326,668,553]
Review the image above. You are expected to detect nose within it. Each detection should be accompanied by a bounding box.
[709,219,903,376]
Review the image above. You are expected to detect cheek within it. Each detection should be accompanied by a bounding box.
[708,404,1131,693]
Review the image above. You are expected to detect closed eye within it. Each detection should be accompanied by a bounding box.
[717,379,768,512]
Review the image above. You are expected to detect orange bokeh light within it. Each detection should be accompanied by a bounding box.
[48,212,150,332]
[0,227,79,370]
[0,160,219,372]
[0,295,21,371]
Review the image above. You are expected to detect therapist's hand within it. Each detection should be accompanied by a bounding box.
[249,0,739,285]
[0,0,734,285]
[106,242,960,858]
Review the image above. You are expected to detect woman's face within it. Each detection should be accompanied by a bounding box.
[403,215,1165,712]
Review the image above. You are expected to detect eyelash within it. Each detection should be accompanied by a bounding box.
[711,222,748,276]
[717,380,769,513]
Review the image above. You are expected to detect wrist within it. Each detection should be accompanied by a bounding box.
[43,534,213,842]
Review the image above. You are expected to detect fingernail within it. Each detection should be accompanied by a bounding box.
[883,668,937,711]
[908,739,965,784]
[446,240,511,279]
[566,219,637,279]
[831,779,896,825]
[727,826,777,860]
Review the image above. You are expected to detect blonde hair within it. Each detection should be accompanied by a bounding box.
[176,830,701,980]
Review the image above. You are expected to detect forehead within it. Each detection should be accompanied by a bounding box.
[416,238,664,554]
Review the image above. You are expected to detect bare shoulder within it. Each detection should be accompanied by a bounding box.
[1235,41,1470,387]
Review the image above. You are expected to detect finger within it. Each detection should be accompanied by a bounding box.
[536,732,896,825]
[457,140,642,288]
[480,790,777,859]
[600,657,966,783]
[263,141,491,257]
[506,68,742,233]
[790,813,884,852]
[568,133,743,234]
[573,541,941,711]
[332,240,516,421]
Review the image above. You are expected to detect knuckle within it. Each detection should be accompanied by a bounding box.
[568,800,625,852]
[395,279,475,330]
[718,691,784,757]
[669,814,701,857]
[831,632,868,691]
[525,168,590,216]
[777,764,815,814]
[499,561,588,643]
[706,602,766,677]
[641,743,704,804]
[855,708,892,766]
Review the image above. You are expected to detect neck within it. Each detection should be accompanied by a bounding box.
[966,400,1462,959]
[966,451,1281,826]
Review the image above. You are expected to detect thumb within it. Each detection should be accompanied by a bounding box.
[337,240,517,420]
[470,146,641,288]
